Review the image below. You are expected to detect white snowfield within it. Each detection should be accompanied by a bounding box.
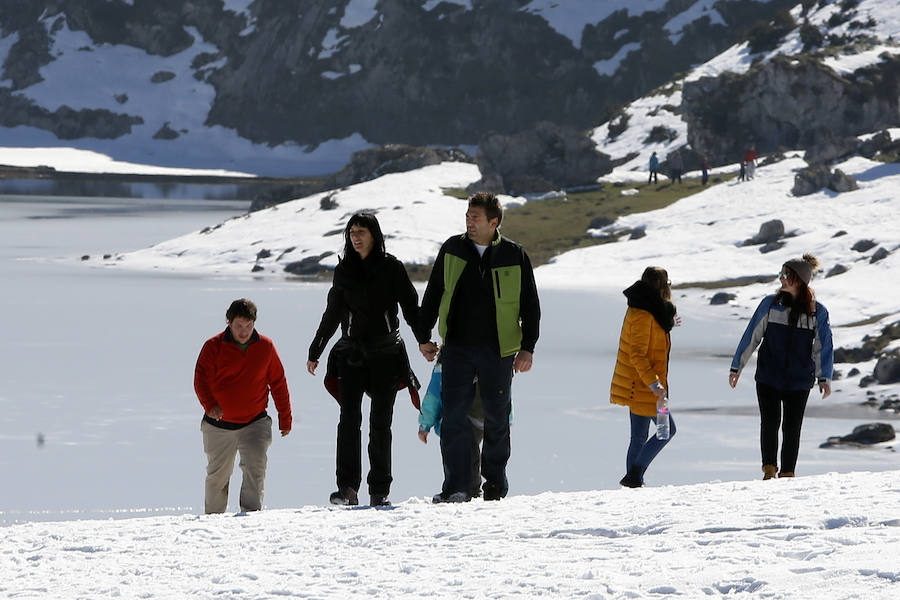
[4,470,898,599]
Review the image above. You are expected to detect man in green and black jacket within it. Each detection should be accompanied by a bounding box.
[419,192,540,503]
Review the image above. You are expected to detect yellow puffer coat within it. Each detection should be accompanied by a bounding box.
[610,307,671,417]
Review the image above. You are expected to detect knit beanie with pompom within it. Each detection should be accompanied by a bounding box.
[783,254,820,285]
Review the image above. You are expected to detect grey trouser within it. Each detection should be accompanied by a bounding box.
[201,415,272,514]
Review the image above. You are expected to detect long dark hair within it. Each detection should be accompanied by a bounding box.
[641,266,672,302]
[342,212,386,264]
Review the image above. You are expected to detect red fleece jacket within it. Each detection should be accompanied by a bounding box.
[194,329,292,432]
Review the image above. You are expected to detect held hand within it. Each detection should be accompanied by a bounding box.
[514,350,533,373]
[419,341,438,362]
[418,430,428,444]
[306,360,318,375]
[649,381,666,399]
[819,381,832,399]
[280,430,290,437]
[207,405,223,420]
[728,372,740,389]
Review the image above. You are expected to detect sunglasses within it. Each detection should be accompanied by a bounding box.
[779,270,793,280]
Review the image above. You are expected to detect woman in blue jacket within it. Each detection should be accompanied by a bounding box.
[728,254,833,480]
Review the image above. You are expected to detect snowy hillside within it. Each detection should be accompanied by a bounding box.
[591,0,900,174]
[0,0,795,176]
[4,470,899,599]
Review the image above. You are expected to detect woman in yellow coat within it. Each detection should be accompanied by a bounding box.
[610,267,678,487]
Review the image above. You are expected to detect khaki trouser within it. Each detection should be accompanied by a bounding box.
[201,415,273,514]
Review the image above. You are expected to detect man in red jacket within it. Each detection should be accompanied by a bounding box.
[194,298,292,514]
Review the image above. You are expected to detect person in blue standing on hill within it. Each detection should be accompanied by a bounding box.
[610,267,679,488]
[648,151,659,184]
[418,191,541,503]
[728,254,834,480]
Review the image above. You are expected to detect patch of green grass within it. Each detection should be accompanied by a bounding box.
[441,187,469,200]
[673,275,777,291]
[838,312,895,328]
[499,178,709,268]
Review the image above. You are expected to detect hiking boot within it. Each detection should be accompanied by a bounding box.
[329,487,359,506]
[432,491,470,504]
[778,471,795,478]
[369,494,391,507]
[482,482,504,501]
[762,465,777,480]
[619,466,645,488]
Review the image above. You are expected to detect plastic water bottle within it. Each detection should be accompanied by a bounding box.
[656,396,670,440]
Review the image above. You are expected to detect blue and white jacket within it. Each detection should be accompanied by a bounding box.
[730,294,834,390]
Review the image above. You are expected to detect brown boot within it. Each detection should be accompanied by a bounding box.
[762,465,777,480]
[778,471,795,478]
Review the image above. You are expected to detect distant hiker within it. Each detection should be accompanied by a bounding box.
[743,146,758,180]
[648,152,659,184]
[307,212,426,507]
[669,151,683,184]
[194,298,292,514]
[738,159,746,182]
[610,267,679,488]
[418,350,511,499]
[418,191,541,503]
[701,155,709,186]
[728,254,833,480]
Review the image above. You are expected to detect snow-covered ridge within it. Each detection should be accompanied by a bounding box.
[5,470,899,599]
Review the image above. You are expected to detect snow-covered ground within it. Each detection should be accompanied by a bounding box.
[0,146,254,177]
[5,470,899,599]
[2,159,899,598]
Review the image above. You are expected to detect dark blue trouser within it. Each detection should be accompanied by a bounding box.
[626,410,676,473]
[756,382,809,473]
[440,343,514,496]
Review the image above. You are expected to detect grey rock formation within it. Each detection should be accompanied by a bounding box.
[874,355,900,385]
[870,247,890,264]
[0,88,142,139]
[852,239,877,252]
[710,292,736,305]
[683,54,900,166]
[466,122,612,195]
[329,145,473,189]
[743,219,784,246]
[792,165,831,196]
[825,264,848,278]
[828,169,859,193]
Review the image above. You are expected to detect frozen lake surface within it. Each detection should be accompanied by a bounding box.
[1,196,896,524]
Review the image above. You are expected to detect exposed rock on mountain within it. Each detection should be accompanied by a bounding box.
[683,54,900,166]
[466,122,612,195]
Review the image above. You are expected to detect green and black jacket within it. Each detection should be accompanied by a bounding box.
[419,231,540,358]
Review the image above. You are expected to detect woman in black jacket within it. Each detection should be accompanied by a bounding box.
[307,213,426,506]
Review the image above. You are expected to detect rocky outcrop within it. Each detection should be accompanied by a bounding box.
[466,122,612,195]
[792,165,859,196]
[328,145,473,189]
[683,54,900,166]
[0,88,142,139]
[742,219,784,246]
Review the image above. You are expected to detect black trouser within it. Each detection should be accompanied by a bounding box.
[336,358,397,496]
[440,343,514,496]
[756,382,810,474]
